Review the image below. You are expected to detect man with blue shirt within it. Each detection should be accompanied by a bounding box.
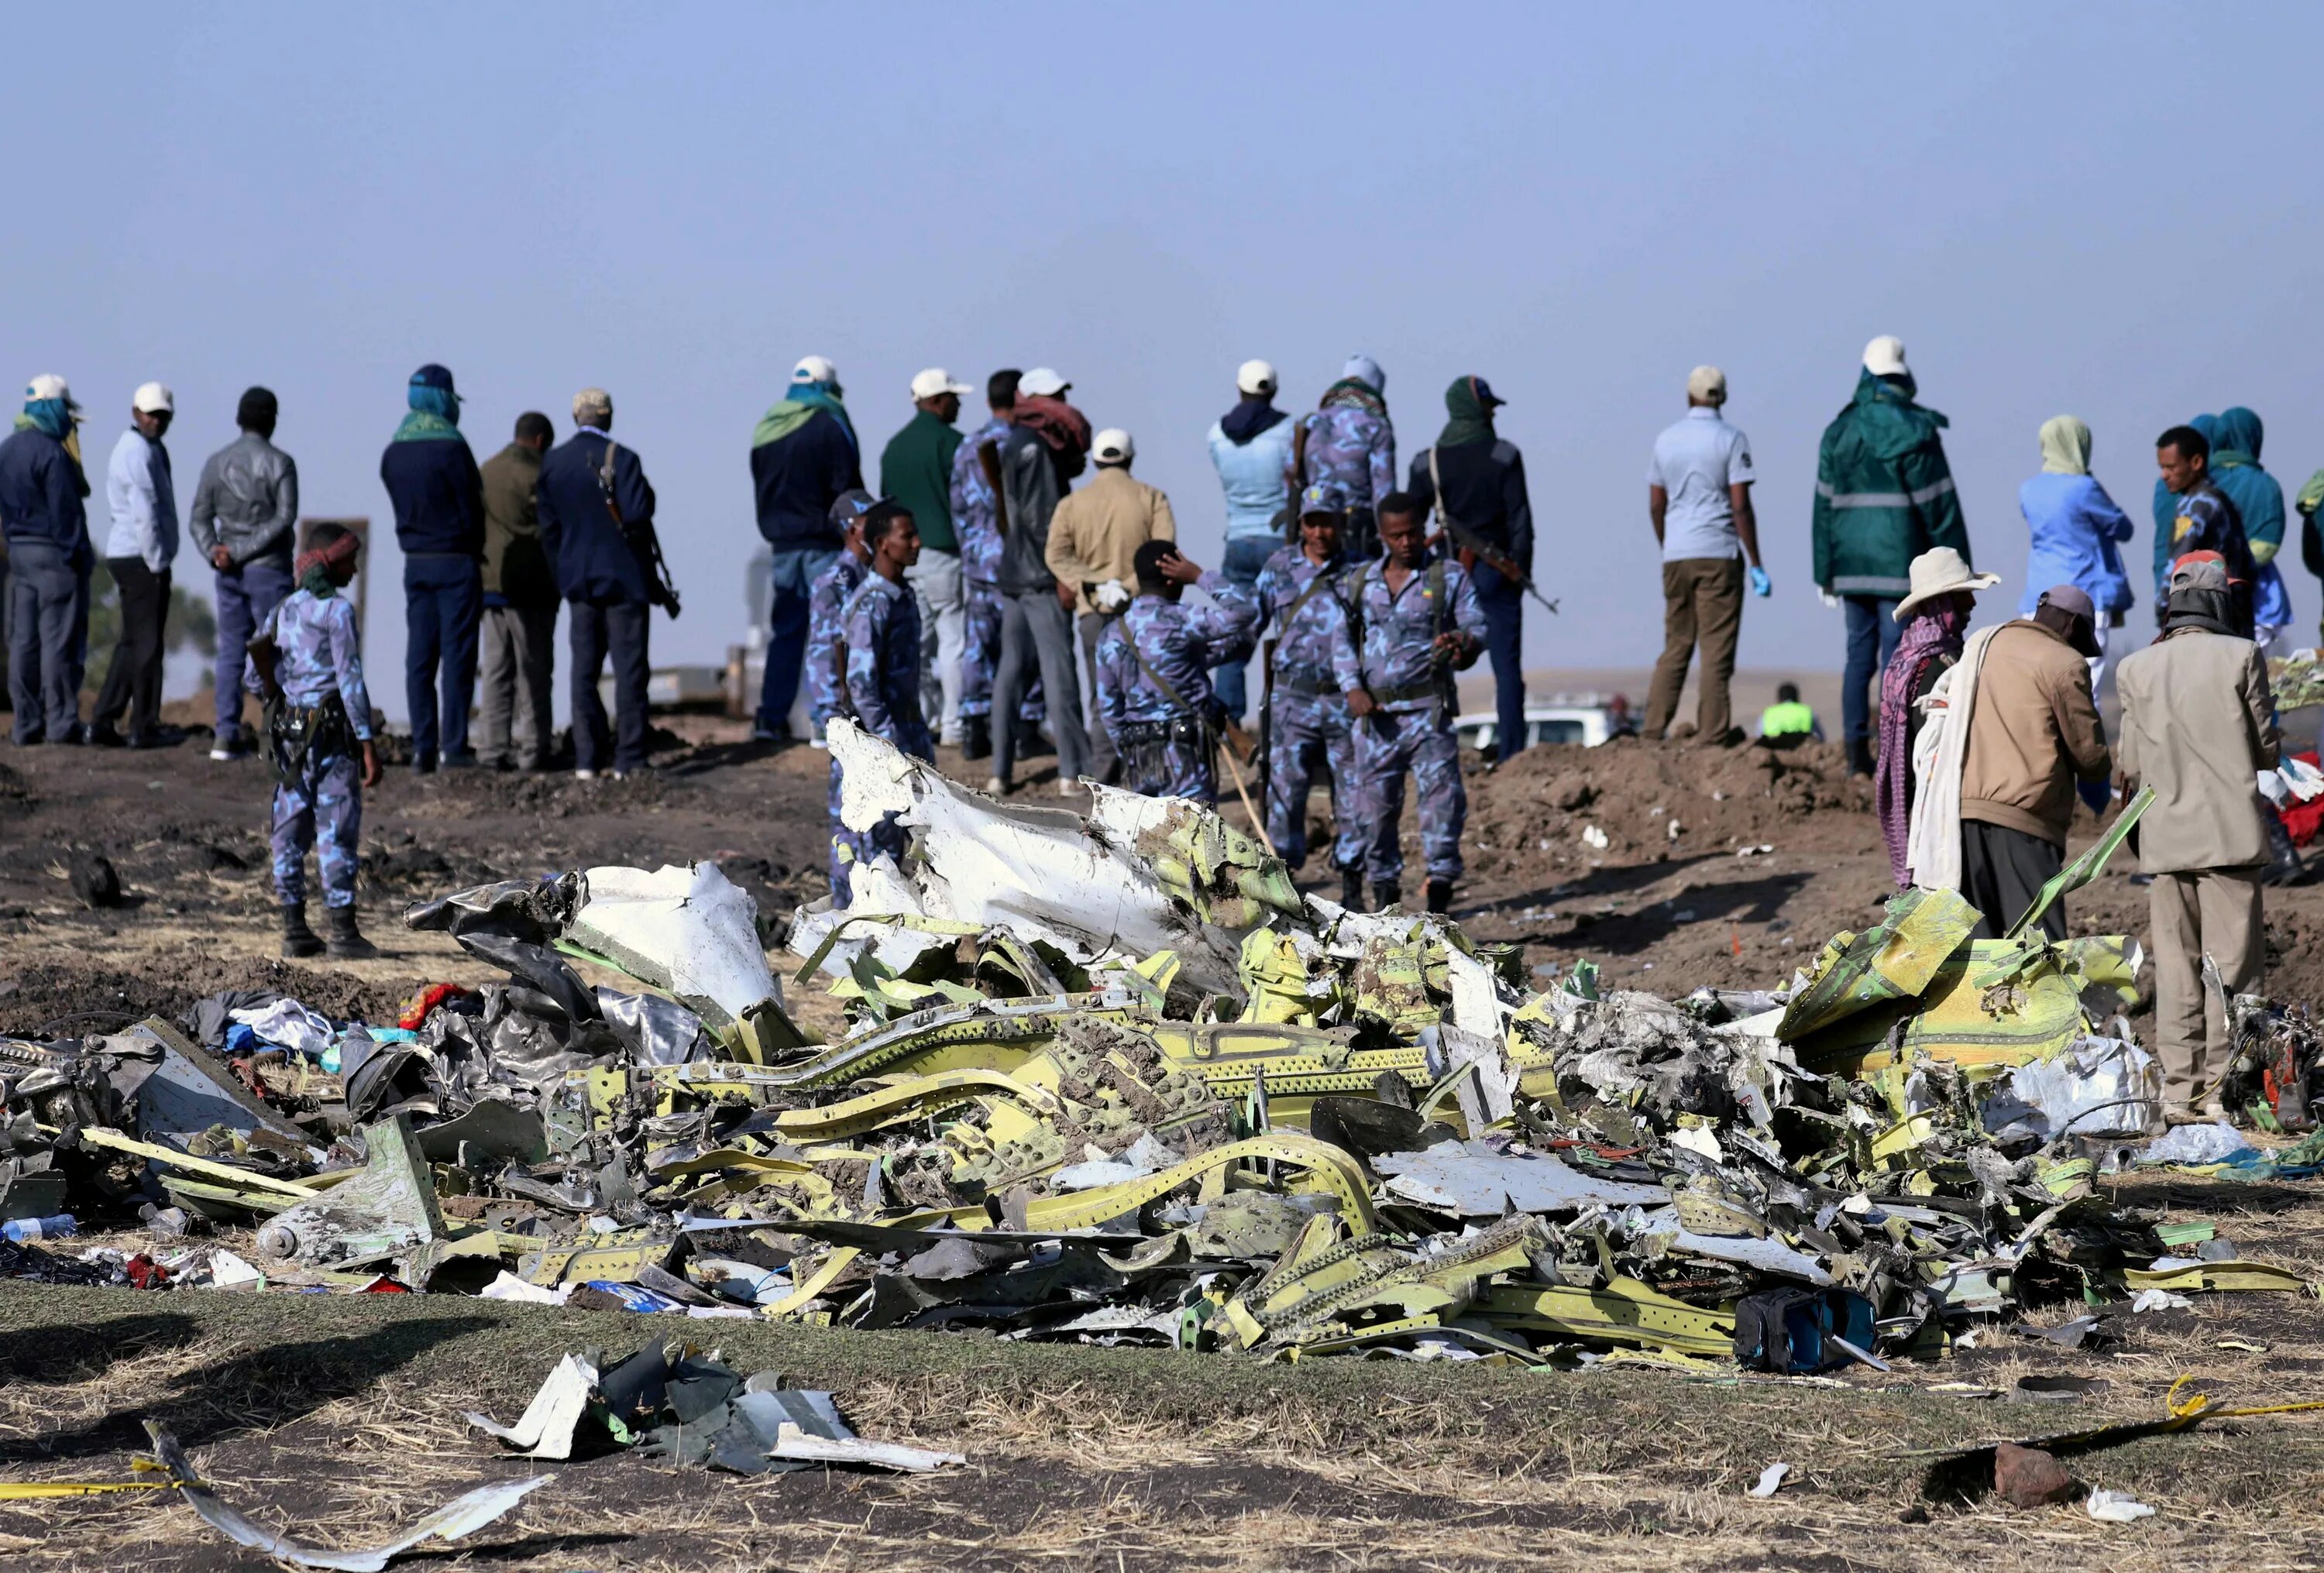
[1207,359,1297,723]
[1644,366,1766,744]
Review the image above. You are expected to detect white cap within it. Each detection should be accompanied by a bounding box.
[24,374,78,410]
[909,367,971,402]
[792,355,838,386]
[1686,366,1726,405]
[1862,335,1909,378]
[1092,428,1135,464]
[1018,366,1068,397]
[132,382,174,414]
[1236,359,1277,397]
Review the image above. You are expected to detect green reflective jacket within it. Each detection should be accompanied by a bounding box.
[1811,370,1971,597]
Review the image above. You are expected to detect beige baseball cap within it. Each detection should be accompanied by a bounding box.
[1686,366,1726,404]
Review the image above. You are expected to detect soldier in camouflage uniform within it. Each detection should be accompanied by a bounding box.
[1095,539,1260,802]
[1259,482,1367,905]
[803,489,876,758]
[948,372,1040,759]
[244,524,383,960]
[1287,354,1396,562]
[1334,493,1485,915]
[831,500,933,902]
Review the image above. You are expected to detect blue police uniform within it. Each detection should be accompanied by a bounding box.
[830,572,933,898]
[1335,555,1486,886]
[949,414,1043,726]
[1094,572,1260,802]
[1257,541,1365,871]
[251,587,373,909]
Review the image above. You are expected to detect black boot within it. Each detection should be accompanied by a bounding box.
[1371,879,1401,913]
[1425,878,1453,915]
[1014,718,1052,759]
[325,905,380,960]
[1338,865,1366,911]
[1847,737,1875,778]
[280,902,324,960]
[960,714,992,762]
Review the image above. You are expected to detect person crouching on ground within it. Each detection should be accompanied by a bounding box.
[1338,494,1486,915]
[246,524,381,960]
[832,500,933,901]
[2115,555,2279,1125]
[1094,538,1261,802]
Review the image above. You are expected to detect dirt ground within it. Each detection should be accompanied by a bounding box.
[4,715,2324,1568]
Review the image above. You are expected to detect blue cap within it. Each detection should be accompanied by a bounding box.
[827,488,878,530]
[1471,376,1505,408]
[409,363,458,397]
[1300,480,1349,517]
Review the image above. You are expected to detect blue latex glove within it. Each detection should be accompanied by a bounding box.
[1748,565,1772,598]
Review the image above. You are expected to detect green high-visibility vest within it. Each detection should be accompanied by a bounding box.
[1759,700,1816,738]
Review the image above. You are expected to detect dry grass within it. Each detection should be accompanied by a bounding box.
[0,1178,2320,1569]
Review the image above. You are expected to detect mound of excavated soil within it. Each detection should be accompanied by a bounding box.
[1466,736,1875,879]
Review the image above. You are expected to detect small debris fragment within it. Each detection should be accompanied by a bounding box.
[2085,1488,2157,1523]
[1746,1461,1790,1497]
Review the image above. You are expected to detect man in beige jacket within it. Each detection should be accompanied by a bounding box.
[2115,555,2278,1124]
[1045,428,1175,785]
[1955,585,2112,940]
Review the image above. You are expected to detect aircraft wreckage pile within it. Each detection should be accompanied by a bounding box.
[3,721,2317,1372]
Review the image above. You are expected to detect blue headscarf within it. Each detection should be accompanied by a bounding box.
[20,398,71,440]
[407,383,459,424]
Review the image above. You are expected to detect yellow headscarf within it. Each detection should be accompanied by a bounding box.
[2039,415,2091,476]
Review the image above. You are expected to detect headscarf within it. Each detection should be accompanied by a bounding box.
[752,376,856,452]
[1010,394,1092,461]
[19,398,72,440]
[1436,376,1497,450]
[2038,415,2091,476]
[1875,594,1973,885]
[1319,377,1387,417]
[393,383,465,444]
[296,527,359,598]
[1219,394,1285,446]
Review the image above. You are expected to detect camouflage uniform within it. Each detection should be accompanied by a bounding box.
[1290,395,1397,558]
[1257,541,1365,871]
[249,586,373,909]
[950,414,1043,723]
[1335,556,1485,884]
[803,550,871,727]
[830,572,934,898]
[1095,572,1260,801]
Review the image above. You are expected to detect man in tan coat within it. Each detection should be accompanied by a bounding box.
[2115,555,2279,1124]
[1045,428,1175,785]
[1955,585,2111,939]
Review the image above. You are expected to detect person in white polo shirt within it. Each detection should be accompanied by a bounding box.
[1644,366,1765,744]
[91,383,180,747]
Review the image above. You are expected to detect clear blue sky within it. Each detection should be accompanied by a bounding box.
[15,3,2324,716]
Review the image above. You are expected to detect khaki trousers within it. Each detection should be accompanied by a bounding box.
[1643,556,1744,741]
[2148,867,2264,1111]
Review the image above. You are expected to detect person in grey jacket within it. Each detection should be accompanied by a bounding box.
[189,386,298,759]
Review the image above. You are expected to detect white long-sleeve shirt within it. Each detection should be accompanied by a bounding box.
[105,427,177,571]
